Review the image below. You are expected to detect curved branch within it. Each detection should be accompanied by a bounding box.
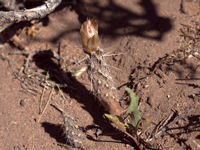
[0,0,62,26]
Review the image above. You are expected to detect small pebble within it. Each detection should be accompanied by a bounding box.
[20,99,26,107]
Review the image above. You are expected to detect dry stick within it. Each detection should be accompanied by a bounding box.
[157,111,175,134]
[147,111,175,142]
[55,84,69,103]
[51,103,65,113]
[0,0,62,26]
[24,51,37,74]
[8,60,41,94]
[38,87,54,122]
[147,104,195,142]
[160,111,175,129]
[58,42,63,69]
[31,130,34,150]
[156,104,194,137]
[39,71,49,114]
[20,84,38,96]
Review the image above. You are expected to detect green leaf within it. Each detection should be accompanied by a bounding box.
[130,109,141,127]
[124,87,141,128]
[124,87,138,114]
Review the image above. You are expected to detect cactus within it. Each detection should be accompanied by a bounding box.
[80,19,122,116]
[62,111,84,149]
[52,104,85,149]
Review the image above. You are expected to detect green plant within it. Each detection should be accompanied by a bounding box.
[105,87,152,147]
[79,19,152,148]
[124,86,141,129]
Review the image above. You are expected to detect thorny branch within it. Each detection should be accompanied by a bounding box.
[0,0,62,26]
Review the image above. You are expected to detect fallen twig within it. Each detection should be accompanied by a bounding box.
[39,71,49,114]
[20,83,38,96]
[8,60,41,94]
[31,130,34,150]
[152,111,175,139]
[147,104,195,142]
[156,104,194,137]
[38,86,54,122]
[0,0,62,26]
[55,84,69,103]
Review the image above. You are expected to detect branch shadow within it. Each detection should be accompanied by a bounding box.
[146,53,200,84]
[165,63,197,79]
[164,62,200,90]
[50,0,172,43]
[0,0,172,51]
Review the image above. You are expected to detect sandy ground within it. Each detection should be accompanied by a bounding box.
[0,0,200,149]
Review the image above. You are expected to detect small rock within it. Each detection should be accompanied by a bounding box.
[20,99,26,107]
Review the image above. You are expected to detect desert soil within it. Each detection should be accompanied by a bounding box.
[1,0,200,150]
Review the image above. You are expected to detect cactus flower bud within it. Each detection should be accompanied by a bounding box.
[80,19,99,54]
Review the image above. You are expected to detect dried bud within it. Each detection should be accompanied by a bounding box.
[80,19,99,54]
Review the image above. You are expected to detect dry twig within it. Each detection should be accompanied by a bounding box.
[31,130,34,150]
[0,0,62,26]
[55,84,69,103]
[39,71,49,114]
[147,104,195,142]
[38,86,54,122]
[8,60,41,94]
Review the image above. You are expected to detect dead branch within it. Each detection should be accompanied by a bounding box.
[146,104,195,142]
[8,60,42,94]
[0,0,62,26]
[155,104,195,138]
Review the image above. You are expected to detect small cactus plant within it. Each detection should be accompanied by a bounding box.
[52,104,85,149]
[80,19,122,116]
